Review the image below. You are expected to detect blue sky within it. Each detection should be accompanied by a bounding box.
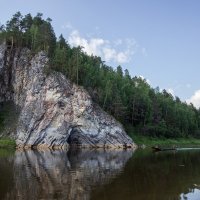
[0,0,200,107]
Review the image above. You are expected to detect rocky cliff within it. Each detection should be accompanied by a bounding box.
[0,43,136,149]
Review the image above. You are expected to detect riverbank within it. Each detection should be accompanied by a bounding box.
[132,135,200,147]
[1,135,200,149]
[0,138,16,149]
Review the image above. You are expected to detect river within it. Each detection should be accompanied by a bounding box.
[0,148,200,200]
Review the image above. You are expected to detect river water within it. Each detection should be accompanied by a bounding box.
[0,148,200,200]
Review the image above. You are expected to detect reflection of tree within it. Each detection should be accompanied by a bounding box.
[4,149,132,200]
[0,153,14,200]
[91,150,200,200]
[3,149,200,200]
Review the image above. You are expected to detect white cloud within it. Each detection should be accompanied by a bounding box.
[138,75,151,85]
[102,47,132,63]
[187,90,200,108]
[117,52,128,63]
[139,75,144,79]
[167,88,175,97]
[103,48,116,61]
[68,30,106,55]
[67,30,136,64]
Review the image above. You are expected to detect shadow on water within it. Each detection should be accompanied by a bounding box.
[1,148,200,200]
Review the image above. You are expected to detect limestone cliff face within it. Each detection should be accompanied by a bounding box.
[0,44,136,149]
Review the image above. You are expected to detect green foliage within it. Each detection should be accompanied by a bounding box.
[0,12,56,56]
[51,38,200,138]
[1,12,200,140]
[0,138,16,149]
[132,135,200,147]
[0,102,19,136]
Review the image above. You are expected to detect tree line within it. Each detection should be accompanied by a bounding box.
[0,12,56,56]
[1,12,200,138]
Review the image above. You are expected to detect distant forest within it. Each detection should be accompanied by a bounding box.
[0,12,200,138]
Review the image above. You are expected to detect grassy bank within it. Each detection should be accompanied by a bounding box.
[0,138,16,149]
[131,134,200,147]
[1,135,200,149]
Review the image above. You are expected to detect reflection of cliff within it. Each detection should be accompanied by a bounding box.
[4,149,133,200]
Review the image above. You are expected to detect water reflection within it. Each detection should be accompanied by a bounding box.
[2,149,133,200]
[180,188,200,200]
[0,150,14,200]
[91,149,200,200]
[2,148,200,200]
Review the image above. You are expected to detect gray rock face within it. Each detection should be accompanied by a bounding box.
[0,43,13,102]
[0,44,136,149]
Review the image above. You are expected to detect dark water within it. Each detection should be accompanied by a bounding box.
[0,148,200,200]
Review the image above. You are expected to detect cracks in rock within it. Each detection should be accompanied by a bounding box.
[24,111,47,145]
[67,126,97,148]
[6,47,16,92]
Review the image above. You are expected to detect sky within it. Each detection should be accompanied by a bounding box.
[0,0,200,108]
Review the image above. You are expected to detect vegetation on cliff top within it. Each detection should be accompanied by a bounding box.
[0,12,200,140]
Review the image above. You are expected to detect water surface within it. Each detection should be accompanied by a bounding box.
[0,148,200,200]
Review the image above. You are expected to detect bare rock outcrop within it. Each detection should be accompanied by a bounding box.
[0,44,136,149]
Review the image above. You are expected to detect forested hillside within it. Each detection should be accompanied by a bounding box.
[1,12,200,138]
